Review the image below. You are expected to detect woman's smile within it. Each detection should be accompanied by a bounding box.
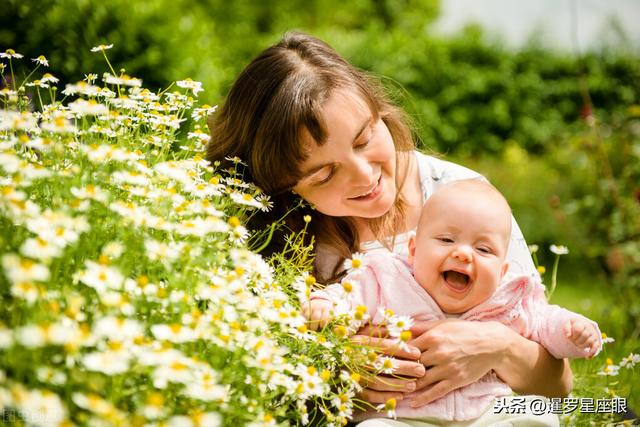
[348,175,382,200]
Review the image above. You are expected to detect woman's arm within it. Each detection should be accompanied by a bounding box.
[497,322,573,396]
[407,320,572,407]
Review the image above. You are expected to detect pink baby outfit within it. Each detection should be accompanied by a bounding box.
[312,252,602,422]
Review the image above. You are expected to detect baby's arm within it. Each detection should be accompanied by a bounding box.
[564,317,601,358]
[530,294,603,359]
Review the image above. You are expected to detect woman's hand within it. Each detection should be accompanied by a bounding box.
[406,319,504,407]
[351,326,426,404]
[407,319,572,407]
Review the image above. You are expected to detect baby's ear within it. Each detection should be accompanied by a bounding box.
[408,235,416,265]
[500,262,509,279]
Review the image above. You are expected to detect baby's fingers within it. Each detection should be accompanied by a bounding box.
[564,321,573,338]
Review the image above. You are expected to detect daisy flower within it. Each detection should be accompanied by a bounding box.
[620,353,640,368]
[597,358,621,376]
[187,128,211,144]
[36,367,67,386]
[0,324,13,349]
[23,137,57,151]
[25,79,50,89]
[103,72,142,87]
[90,44,114,52]
[387,314,414,338]
[0,48,24,59]
[0,111,38,131]
[82,348,132,375]
[76,260,125,291]
[176,78,204,95]
[62,81,101,97]
[40,114,77,134]
[40,73,59,84]
[20,237,64,262]
[16,322,81,348]
[184,371,228,402]
[549,244,569,255]
[376,397,397,418]
[2,254,50,284]
[68,99,109,116]
[166,412,222,427]
[70,184,109,203]
[92,316,144,341]
[601,332,615,344]
[191,104,218,121]
[229,191,263,209]
[72,392,121,418]
[31,55,49,66]
[374,356,398,374]
[343,252,366,275]
[152,357,196,388]
[173,216,228,236]
[151,323,199,344]
[142,392,167,420]
[13,387,67,427]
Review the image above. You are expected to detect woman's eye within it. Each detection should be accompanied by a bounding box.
[355,127,374,149]
[313,168,334,186]
[356,140,370,149]
[356,136,371,149]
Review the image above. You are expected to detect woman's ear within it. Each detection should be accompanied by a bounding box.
[408,235,416,265]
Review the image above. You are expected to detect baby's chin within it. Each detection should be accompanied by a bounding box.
[437,297,478,315]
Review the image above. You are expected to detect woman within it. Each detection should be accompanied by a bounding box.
[206,31,572,410]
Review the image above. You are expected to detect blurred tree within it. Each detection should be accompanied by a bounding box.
[1,0,638,158]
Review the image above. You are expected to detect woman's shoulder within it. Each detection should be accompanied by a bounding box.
[413,150,484,198]
[414,150,482,181]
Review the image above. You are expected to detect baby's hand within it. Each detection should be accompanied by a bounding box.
[302,299,333,331]
[564,318,600,358]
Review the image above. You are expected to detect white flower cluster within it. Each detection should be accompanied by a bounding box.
[0,47,366,426]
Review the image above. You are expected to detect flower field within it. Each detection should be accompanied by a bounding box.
[0,46,637,426]
[0,46,410,426]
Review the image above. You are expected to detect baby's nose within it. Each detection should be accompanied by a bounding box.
[452,245,473,262]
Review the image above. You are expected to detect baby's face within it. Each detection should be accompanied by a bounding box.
[409,186,511,314]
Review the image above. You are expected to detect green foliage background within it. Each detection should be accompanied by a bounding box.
[3,0,640,412]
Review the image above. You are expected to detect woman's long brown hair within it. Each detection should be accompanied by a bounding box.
[206,31,415,282]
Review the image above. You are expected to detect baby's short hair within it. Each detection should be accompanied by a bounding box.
[419,178,513,244]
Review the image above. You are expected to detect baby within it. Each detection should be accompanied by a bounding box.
[304,179,601,425]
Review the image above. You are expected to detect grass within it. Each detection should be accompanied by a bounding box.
[548,269,639,424]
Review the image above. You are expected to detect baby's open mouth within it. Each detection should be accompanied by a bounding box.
[443,270,470,291]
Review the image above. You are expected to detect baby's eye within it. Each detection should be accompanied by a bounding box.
[476,247,492,254]
[437,237,454,243]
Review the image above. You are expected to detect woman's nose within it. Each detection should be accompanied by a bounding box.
[348,155,374,186]
[452,245,473,262]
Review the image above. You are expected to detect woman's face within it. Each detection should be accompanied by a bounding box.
[292,90,397,219]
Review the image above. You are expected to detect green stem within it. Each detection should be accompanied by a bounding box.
[102,50,122,98]
[8,58,16,91]
[548,254,560,299]
[252,221,278,253]
[36,87,44,110]
[19,63,41,91]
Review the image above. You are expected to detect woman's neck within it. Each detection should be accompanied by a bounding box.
[354,151,423,243]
